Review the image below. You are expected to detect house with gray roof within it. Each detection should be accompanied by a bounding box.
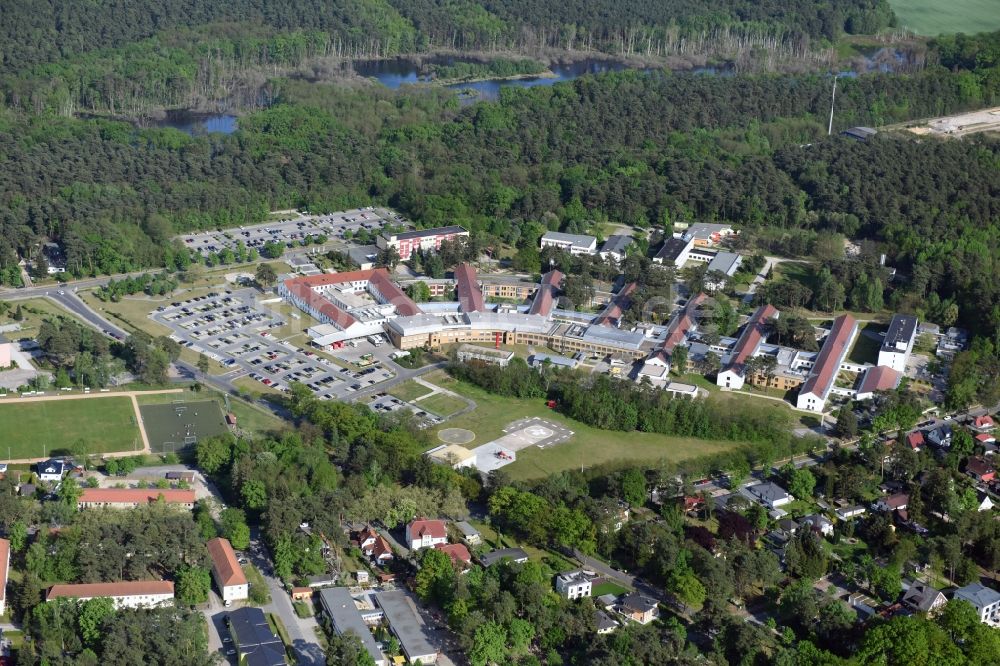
[745,482,792,509]
[954,583,1000,626]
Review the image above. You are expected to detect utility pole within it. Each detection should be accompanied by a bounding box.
[828,75,838,136]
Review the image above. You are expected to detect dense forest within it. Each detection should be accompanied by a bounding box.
[2,33,999,335]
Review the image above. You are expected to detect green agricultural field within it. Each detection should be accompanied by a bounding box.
[428,372,746,481]
[0,397,141,459]
[890,0,1000,36]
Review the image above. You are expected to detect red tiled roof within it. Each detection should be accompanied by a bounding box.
[858,365,901,394]
[595,282,637,327]
[906,431,924,449]
[78,488,195,505]
[454,264,486,313]
[408,518,447,540]
[726,304,779,374]
[0,538,9,604]
[799,314,857,400]
[281,268,422,327]
[207,537,248,588]
[46,580,174,601]
[435,543,472,564]
[967,456,996,478]
[529,270,563,316]
[371,535,394,560]
[975,415,995,429]
[659,293,707,355]
[975,433,996,443]
[883,493,908,509]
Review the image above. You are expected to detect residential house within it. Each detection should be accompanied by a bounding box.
[835,505,866,521]
[555,570,594,600]
[595,610,619,634]
[36,459,72,483]
[975,490,994,512]
[954,583,1000,627]
[801,514,834,537]
[617,593,660,625]
[976,433,997,447]
[207,537,249,603]
[434,543,472,568]
[478,548,529,568]
[405,519,448,550]
[227,606,287,666]
[925,424,952,449]
[46,581,175,609]
[905,431,925,452]
[599,235,633,263]
[972,415,996,433]
[353,526,394,565]
[453,521,482,546]
[874,493,909,512]
[902,582,947,615]
[746,482,792,510]
[965,456,996,483]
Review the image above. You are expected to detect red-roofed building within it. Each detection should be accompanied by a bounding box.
[717,304,779,390]
[528,270,563,317]
[966,456,996,483]
[405,519,448,550]
[906,431,925,451]
[207,537,249,603]
[594,282,637,327]
[856,365,901,401]
[976,432,996,445]
[796,314,858,412]
[435,543,472,567]
[454,264,486,313]
[77,488,195,510]
[654,293,707,363]
[973,415,996,432]
[46,581,174,609]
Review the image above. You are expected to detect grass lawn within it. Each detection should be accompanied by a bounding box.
[776,262,817,291]
[592,581,630,597]
[388,381,434,403]
[0,298,78,341]
[890,0,1000,35]
[135,387,287,435]
[0,397,141,458]
[848,323,884,364]
[417,392,467,417]
[428,371,746,480]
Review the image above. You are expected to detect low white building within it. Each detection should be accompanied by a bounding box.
[207,537,249,603]
[953,583,1000,627]
[555,570,594,600]
[540,231,597,256]
[46,581,175,609]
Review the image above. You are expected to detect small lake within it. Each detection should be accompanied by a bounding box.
[353,57,727,101]
[148,111,239,135]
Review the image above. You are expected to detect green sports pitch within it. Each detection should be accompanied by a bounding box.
[140,401,230,454]
[0,397,141,460]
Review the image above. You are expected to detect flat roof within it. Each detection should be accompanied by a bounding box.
[319,588,386,664]
[881,314,918,353]
[391,225,467,241]
[541,231,596,249]
[376,590,437,661]
[479,547,529,567]
[78,488,196,505]
[228,607,283,653]
[654,236,691,261]
[799,314,857,400]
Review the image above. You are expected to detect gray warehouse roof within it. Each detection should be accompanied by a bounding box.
[319,588,385,665]
[376,590,437,663]
[542,231,596,249]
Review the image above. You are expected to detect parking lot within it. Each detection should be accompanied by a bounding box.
[177,208,408,258]
[150,288,397,400]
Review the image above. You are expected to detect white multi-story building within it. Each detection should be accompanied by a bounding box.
[954,583,1000,626]
[555,570,594,600]
[877,314,918,371]
[377,225,469,260]
[540,231,597,255]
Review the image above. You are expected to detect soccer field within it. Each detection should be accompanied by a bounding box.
[890,0,1000,35]
[140,401,229,454]
[0,397,141,460]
